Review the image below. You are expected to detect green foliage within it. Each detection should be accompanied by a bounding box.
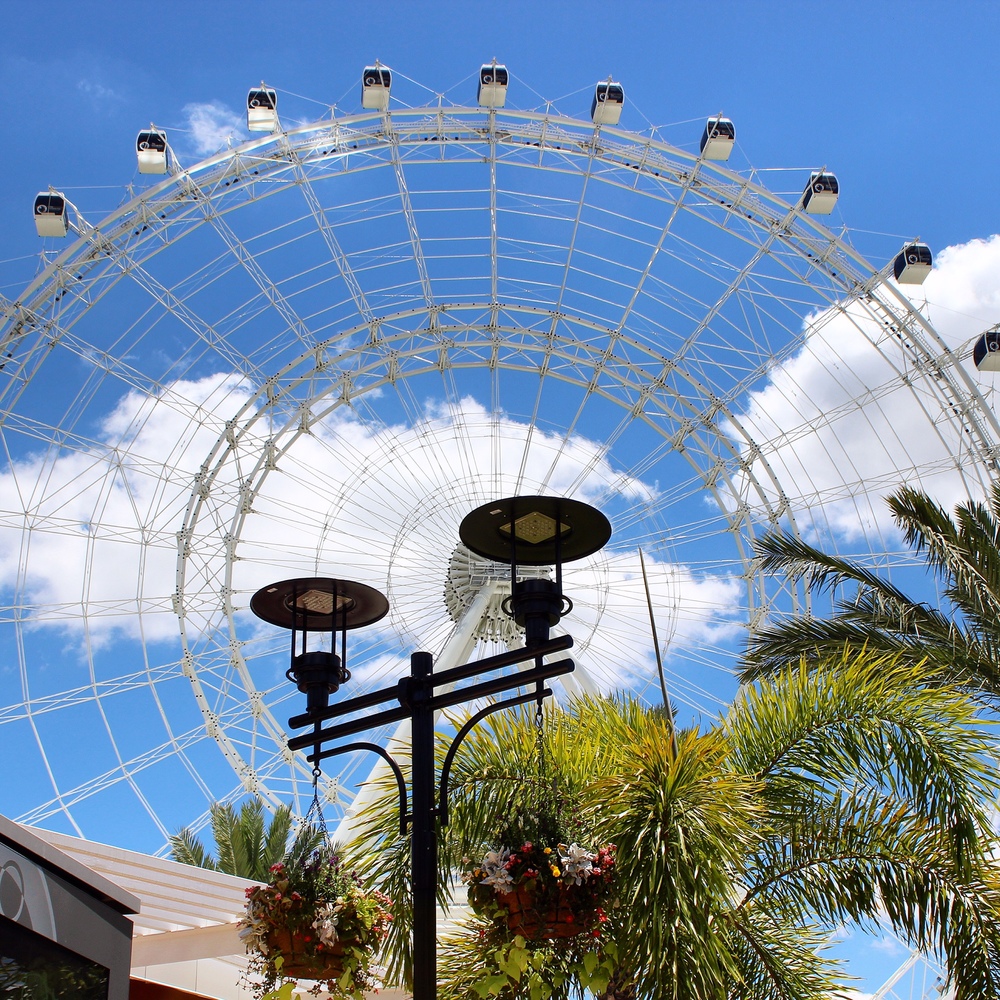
[436,923,619,1000]
[0,959,108,1000]
[349,653,1000,1000]
[741,482,1000,697]
[167,796,324,881]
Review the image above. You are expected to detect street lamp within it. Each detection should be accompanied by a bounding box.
[249,577,388,749]
[459,495,612,647]
[252,497,610,1000]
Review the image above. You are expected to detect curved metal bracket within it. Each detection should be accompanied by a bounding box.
[312,740,409,835]
[438,687,551,826]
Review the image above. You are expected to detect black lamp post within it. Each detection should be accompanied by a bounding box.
[252,497,610,1000]
[249,577,389,753]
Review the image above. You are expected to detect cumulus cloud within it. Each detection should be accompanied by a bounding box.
[728,235,1000,541]
[869,936,906,954]
[0,373,253,644]
[183,100,244,155]
[223,394,739,696]
[0,374,741,703]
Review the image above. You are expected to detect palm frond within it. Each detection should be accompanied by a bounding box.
[723,908,847,1000]
[167,827,218,871]
[728,648,998,837]
[752,530,917,603]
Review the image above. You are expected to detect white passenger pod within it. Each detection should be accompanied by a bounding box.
[362,65,391,111]
[591,80,624,125]
[136,129,168,174]
[478,62,509,108]
[802,172,839,214]
[893,243,933,285]
[34,192,68,237]
[700,117,735,161]
[247,87,278,132]
[974,326,1000,372]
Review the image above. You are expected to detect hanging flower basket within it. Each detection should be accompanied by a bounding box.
[466,841,615,942]
[238,850,392,999]
[497,882,594,940]
[264,927,347,980]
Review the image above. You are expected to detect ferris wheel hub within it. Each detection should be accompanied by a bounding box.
[443,543,549,643]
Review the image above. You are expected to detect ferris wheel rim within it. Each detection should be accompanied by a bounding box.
[7,102,997,478]
[2,87,998,901]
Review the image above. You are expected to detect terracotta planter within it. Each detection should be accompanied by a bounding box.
[497,884,594,940]
[265,927,346,980]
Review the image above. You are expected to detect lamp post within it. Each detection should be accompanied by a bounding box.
[252,497,611,1000]
[249,576,389,763]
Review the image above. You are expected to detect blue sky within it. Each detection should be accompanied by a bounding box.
[2,1,998,256]
[1,3,999,995]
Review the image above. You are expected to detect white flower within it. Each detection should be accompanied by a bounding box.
[479,848,514,893]
[559,843,595,885]
[312,902,340,947]
[481,849,510,872]
[480,867,515,893]
[237,920,268,952]
[237,903,269,952]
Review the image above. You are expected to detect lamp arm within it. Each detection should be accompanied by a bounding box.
[308,740,410,835]
[437,688,552,826]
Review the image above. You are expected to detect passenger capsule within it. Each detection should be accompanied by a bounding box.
[362,65,391,111]
[247,87,278,132]
[974,326,1000,372]
[802,172,839,215]
[699,117,735,161]
[478,62,509,109]
[892,242,933,285]
[34,192,68,238]
[136,129,168,174]
[591,80,624,126]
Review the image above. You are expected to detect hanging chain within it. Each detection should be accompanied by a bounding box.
[303,764,330,842]
[533,684,551,802]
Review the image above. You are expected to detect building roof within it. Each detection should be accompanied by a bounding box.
[0,813,141,916]
[24,825,409,1000]
[28,826,253,998]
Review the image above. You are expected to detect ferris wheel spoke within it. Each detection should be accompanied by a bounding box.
[290,155,376,328]
[14,721,218,828]
[613,157,709,338]
[1,91,995,886]
[177,171,319,356]
[99,246,267,382]
[386,113,435,310]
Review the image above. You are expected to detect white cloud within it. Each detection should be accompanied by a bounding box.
[0,376,741,703]
[183,101,244,155]
[728,235,1000,541]
[0,373,252,644]
[869,936,905,955]
[76,79,123,104]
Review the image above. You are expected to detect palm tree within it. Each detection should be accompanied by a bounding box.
[168,797,324,881]
[350,646,1000,1000]
[741,483,1000,696]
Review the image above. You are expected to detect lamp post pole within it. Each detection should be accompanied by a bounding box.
[408,650,437,1000]
[263,495,613,1000]
[286,636,577,1000]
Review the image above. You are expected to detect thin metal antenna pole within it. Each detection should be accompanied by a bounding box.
[639,548,676,752]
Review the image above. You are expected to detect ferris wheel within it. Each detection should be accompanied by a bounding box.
[1,64,997,895]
